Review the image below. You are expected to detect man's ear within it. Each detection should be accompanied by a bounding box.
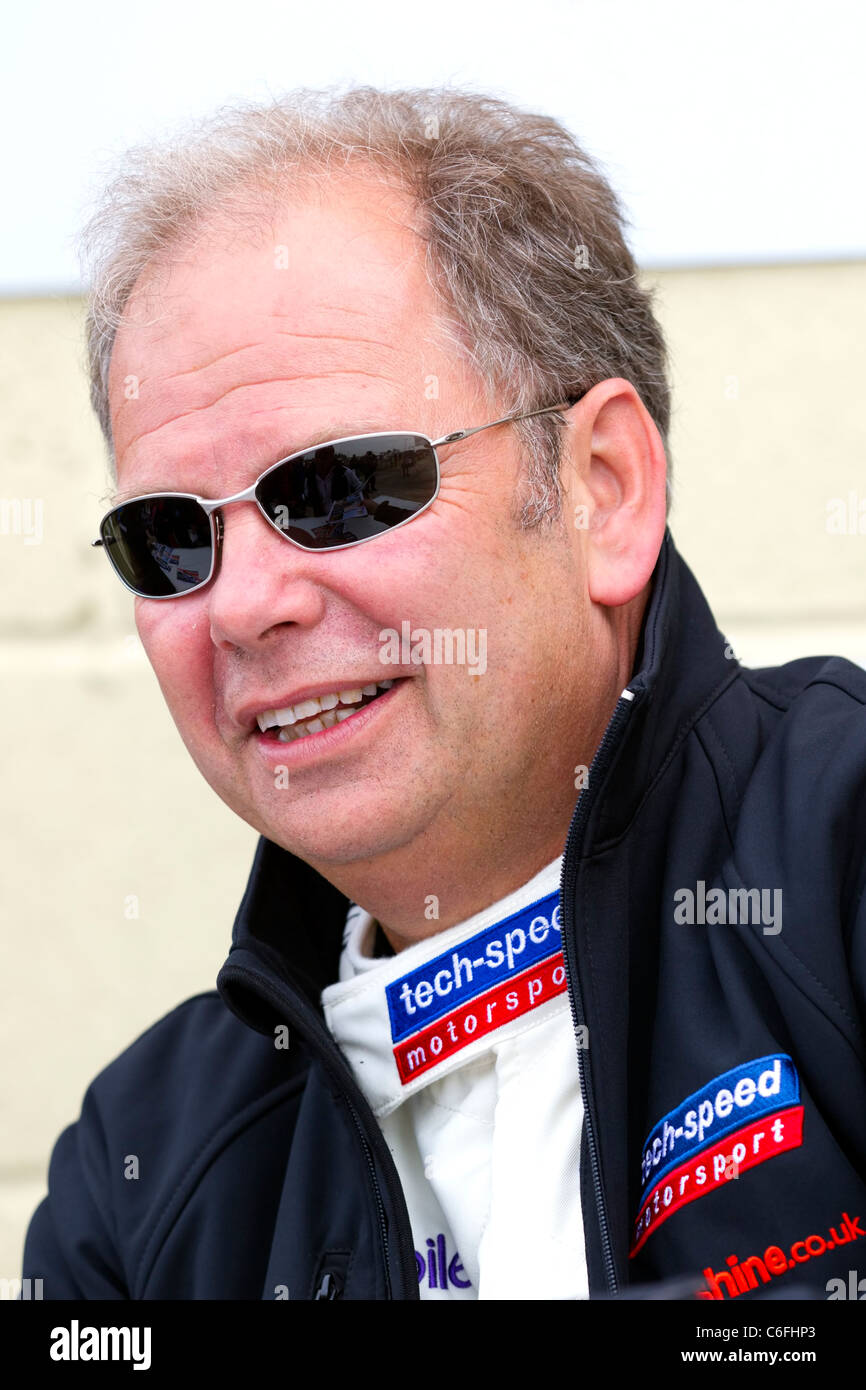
[563,377,668,607]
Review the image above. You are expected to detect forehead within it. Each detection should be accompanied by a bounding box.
[108,174,450,496]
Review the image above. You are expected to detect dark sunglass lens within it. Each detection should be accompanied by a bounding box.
[257,434,437,549]
[101,497,212,596]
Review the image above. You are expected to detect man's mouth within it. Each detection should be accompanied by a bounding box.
[256,680,396,742]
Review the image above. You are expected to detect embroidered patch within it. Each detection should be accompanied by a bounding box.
[630,1054,804,1255]
[386,889,566,1083]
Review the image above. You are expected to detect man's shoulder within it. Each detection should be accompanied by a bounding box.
[73,984,308,1189]
[690,651,866,911]
[680,650,866,827]
[28,992,311,1298]
[736,651,866,713]
[84,989,303,1132]
[732,651,866,780]
[710,653,866,957]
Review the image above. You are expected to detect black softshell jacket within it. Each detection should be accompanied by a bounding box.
[22,530,866,1300]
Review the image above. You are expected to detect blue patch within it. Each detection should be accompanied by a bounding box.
[386,889,562,1043]
[640,1053,800,1193]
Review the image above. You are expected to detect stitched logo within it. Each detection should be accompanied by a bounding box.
[386,889,566,1083]
[631,1054,804,1255]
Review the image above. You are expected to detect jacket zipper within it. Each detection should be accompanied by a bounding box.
[344,1091,392,1286]
[560,687,638,1297]
[220,963,419,1300]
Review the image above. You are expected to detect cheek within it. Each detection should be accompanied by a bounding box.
[135,602,212,717]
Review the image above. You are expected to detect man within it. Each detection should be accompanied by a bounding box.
[23,86,866,1301]
[300,444,365,515]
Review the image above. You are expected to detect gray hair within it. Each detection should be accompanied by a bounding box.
[79,85,672,525]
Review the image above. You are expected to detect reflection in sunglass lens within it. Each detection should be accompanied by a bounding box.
[256,433,437,550]
[101,496,213,597]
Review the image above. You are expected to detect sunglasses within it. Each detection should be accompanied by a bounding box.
[92,395,583,599]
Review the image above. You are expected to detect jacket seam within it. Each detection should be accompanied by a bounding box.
[812,674,866,706]
[638,669,741,813]
[677,739,864,1057]
[592,660,865,859]
[736,672,796,711]
[701,688,866,1053]
[134,1073,305,1298]
[593,668,739,855]
[699,677,866,1022]
[694,714,742,845]
[767,931,865,1054]
[740,668,866,711]
[711,848,866,1060]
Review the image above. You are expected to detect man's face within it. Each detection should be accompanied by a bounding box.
[109,174,603,873]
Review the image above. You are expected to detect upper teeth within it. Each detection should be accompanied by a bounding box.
[256,681,394,733]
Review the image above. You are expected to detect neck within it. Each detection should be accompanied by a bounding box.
[306,689,618,955]
[304,598,646,954]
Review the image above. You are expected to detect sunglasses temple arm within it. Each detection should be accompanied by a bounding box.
[431,397,583,448]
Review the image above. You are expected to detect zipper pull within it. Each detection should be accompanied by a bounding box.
[314,1272,342,1300]
[312,1251,350,1299]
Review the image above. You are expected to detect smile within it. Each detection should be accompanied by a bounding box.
[256,680,395,741]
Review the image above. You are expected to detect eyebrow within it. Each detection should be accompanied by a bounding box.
[106,419,401,506]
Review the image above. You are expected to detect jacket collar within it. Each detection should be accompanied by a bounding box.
[592,525,737,844]
[217,528,736,1022]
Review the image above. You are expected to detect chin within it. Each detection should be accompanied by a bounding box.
[259,808,423,867]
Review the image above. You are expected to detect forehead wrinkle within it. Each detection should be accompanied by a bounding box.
[112,317,413,455]
[271,329,403,353]
[163,342,276,381]
[159,331,402,385]
[117,366,397,458]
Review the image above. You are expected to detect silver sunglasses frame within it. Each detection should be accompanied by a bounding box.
[91,396,582,599]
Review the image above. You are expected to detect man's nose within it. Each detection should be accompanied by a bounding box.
[206,502,326,647]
